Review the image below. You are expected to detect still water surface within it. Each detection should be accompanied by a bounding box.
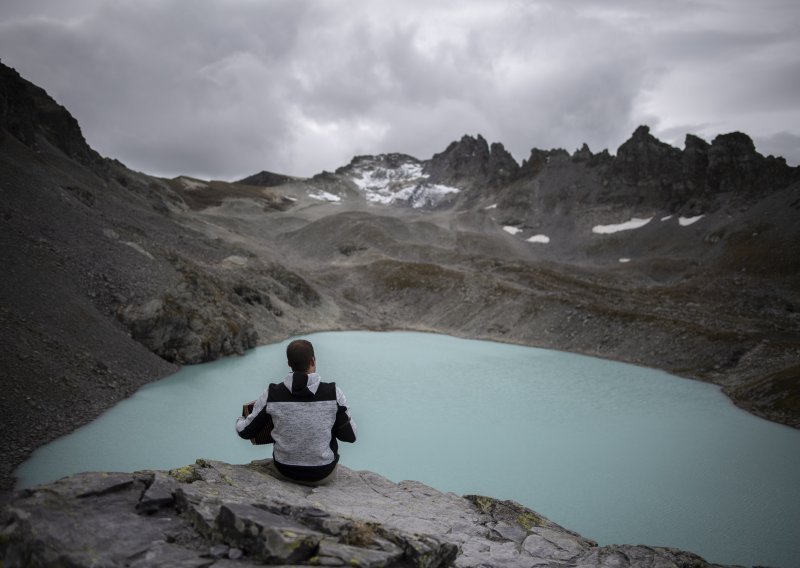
[16,331,800,567]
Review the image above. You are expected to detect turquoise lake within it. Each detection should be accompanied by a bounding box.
[15,331,800,567]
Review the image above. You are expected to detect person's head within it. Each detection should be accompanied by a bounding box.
[287,339,315,372]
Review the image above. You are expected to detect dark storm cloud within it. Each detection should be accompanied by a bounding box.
[0,0,310,178]
[1,0,798,178]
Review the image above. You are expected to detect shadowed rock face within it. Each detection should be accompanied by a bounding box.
[0,63,102,166]
[426,134,520,192]
[236,170,297,187]
[1,58,799,499]
[0,459,733,568]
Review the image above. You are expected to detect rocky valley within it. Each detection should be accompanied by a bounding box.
[2,59,800,487]
[1,60,799,564]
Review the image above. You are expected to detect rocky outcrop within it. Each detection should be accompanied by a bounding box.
[612,125,683,189]
[705,132,798,196]
[518,147,571,177]
[425,134,520,191]
[0,459,733,567]
[115,255,322,364]
[0,61,102,166]
[118,295,258,364]
[491,125,800,222]
[607,125,800,212]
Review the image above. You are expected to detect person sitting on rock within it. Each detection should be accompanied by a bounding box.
[236,339,357,485]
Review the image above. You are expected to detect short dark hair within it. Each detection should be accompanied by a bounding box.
[287,339,315,372]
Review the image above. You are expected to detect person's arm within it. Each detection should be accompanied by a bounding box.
[332,385,357,443]
[236,389,273,442]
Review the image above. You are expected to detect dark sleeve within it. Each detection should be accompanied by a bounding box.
[332,384,357,443]
[235,390,273,443]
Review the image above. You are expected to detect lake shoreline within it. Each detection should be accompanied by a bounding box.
[13,331,800,567]
[3,322,797,495]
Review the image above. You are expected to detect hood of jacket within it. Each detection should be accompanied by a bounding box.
[283,372,322,397]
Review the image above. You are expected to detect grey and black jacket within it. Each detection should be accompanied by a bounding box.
[236,372,357,482]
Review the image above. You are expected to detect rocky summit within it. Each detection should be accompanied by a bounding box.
[0,459,735,567]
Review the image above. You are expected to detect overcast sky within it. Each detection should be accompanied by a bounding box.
[1,0,798,180]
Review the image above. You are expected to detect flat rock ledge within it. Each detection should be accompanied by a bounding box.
[0,459,735,568]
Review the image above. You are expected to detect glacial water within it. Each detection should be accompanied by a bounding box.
[16,331,800,567]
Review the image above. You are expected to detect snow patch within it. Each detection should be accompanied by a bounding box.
[619,258,631,263]
[503,226,522,235]
[348,157,460,208]
[309,190,341,202]
[592,217,653,234]
[409,184,461,209]
[222,255,248,267]
[485,203,498,210]
[660,215,672,221]
[179,177,207,190]
[122,241,154,260]
[679,215,704,226]
[527,234,550,244]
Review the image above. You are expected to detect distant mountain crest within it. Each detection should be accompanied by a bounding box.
[236,170,297,187]
[0,61,101,166]
[426,134,519,190]
[337,153,461,208]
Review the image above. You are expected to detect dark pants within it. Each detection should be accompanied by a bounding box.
[261,459,338,487]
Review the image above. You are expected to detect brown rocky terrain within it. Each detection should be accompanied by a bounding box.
[1,59,798,501]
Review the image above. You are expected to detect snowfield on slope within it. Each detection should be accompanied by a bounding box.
[527,234,550,244]
[348,158,460,208]
[309,190,341,202]
[679,215,704,226]
[592,217,653,234]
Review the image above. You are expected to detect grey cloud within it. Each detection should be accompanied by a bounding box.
[0,0,309,178]
[755,131,800,166]
[1,0,798,178]
[284,1,652,166]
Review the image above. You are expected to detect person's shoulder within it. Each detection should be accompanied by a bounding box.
[316,381,338,399]
[267,380,288,394]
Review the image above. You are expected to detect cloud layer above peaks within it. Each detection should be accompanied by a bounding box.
[1,0,798,179]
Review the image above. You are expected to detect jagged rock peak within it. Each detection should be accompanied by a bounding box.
[572,142,593,161]
[684,133,710,151]
[706,131,769,192]
[519,147,570,176]
[613,125,683,185]
[0,60,101,166]
[711,131,756,154]
[630,124,652,139]
[616,125,681,164]
[426,133,520,189]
